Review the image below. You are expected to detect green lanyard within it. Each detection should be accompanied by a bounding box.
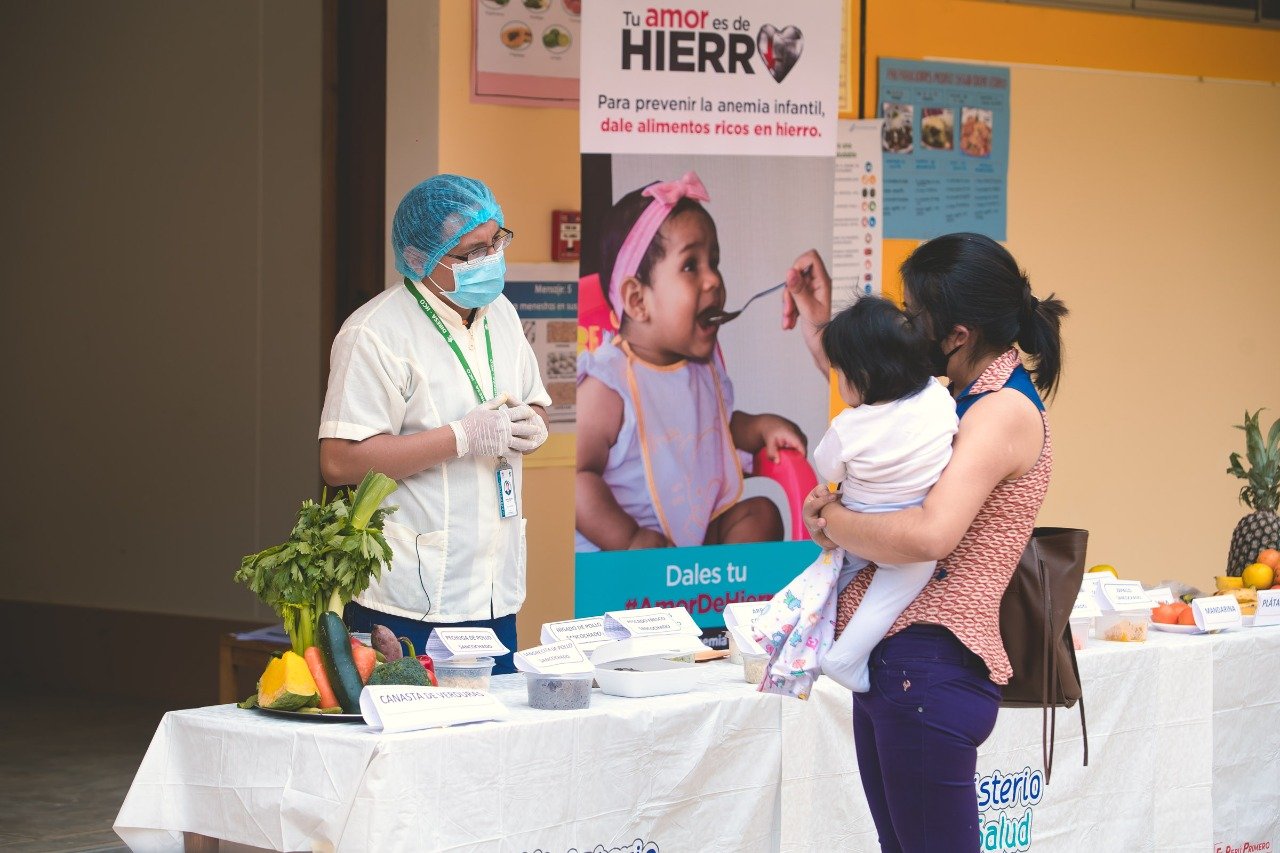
[404,278,496,404]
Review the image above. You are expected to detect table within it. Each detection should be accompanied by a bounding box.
[115,626,1280,852]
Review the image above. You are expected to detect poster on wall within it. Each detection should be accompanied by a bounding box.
[877,59,1010,240]
[832,119,884,305]
[472,0,580,107]
[505,267,577,432]
[575,0,841,643]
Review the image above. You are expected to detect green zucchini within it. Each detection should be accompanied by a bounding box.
[317,612,363,713]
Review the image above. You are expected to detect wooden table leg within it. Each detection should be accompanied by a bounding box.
[184,831,220,852]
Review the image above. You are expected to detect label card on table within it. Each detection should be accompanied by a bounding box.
[541,616,609,651]
[1146,587,1176,606]
[426,628,510,661]
[514,641,593,675]
[1072,585,1102,619]
[603,607,701,640]
[724,602,770,635]
[1096,580,1154,612]
[726,624,766,656]
[1191,595,1242,632]
[1255,590,1280,627]
[359,685,507,733]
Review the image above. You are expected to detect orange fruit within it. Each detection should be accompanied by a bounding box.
[1151,604,1180,624]
[1177,607,1197,626]
[1242,562,1275,590]
[1256,549,1280,570]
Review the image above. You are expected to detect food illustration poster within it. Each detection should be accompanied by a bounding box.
[877,59,1010,240]
[504,277,577,431]
[833,119,884,303]
[473,0,580,107]
[580,0,842,157]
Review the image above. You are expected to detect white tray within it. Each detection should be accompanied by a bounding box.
[593,658,702,698]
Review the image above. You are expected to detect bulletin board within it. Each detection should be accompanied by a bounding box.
[962,60,1280,601]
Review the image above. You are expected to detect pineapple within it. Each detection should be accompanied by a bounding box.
[1225,409,1280,575]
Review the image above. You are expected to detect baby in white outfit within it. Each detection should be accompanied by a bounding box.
[814,296,958,693]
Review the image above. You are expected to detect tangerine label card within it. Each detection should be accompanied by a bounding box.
[1191,595,1242,632]
[1255,590,1280,627]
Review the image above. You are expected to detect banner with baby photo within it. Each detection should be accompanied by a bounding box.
[574,0,843,645]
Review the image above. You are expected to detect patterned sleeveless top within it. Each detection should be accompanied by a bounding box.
[834,349,1053,685]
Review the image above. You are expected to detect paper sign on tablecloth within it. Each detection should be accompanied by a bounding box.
[1096,580,1153,612]
[359,685,507,733]
[1071,585,1102,619]
[541,616,609,651]
[726,624,766,656]
[426,628,509,661]
[1255,590,1280,627]
[724,602,770,635]
[514,641,593,675]
[1191,595,1242,632]
[603,606,701,640]
[1146,587,1176,606]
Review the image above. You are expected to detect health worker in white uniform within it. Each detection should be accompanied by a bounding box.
[319,174,551,674]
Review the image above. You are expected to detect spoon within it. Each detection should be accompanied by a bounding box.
[702,265,812,326]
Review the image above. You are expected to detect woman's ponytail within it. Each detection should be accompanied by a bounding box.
[1015,285,1068,398]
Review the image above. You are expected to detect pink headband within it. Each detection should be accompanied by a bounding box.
[607,171,710,320]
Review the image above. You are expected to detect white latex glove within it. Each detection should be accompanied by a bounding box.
[506,403,549,454]
[449,395,512,458]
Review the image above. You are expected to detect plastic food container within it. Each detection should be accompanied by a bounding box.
[1068,617,1092,651]
[742,651,768,686]
[593,658,701,698]
[727,633,743,665]
[435,656,496,690]
[1096,612,1149,643]
[524,671,594,710]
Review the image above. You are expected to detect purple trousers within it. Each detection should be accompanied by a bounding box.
[851,625,1002,852]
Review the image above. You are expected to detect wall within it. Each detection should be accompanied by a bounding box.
[403,0,1280,626]
[0,0,323,622]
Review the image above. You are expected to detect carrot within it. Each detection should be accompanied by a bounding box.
[303,646,341,709]
[351,643,377,684]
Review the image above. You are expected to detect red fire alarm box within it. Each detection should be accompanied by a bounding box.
[552,210,582,262]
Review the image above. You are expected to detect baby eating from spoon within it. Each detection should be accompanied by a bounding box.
[575,171,808,552]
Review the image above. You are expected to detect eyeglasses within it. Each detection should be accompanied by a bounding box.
[443,227,514,264]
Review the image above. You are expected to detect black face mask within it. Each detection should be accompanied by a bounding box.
[931,341,963,376]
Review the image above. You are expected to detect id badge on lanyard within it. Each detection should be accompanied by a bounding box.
[496,458,518,518]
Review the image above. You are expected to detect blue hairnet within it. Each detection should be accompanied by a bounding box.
[392,175,505,280]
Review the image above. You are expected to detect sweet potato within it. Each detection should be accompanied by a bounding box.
[370,624,403,661]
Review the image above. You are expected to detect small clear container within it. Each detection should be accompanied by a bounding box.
[742,651,768,685]
[524,671,594,710]
[727,633,743,665]
[1069,617,1092,651]
[435,656,496,690]
[1096,612,1149,643]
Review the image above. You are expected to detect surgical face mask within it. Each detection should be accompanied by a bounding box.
[432,250,506,309]
[931,340,964,376]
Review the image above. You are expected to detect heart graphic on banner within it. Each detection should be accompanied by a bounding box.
[756,24,804,83]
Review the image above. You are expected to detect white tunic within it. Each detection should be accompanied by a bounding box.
[319,284,551,622]
[812,378,957,509]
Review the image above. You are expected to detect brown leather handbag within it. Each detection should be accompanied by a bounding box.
[999,526,1089,783]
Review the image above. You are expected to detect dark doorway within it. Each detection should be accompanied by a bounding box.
[322,0,387,381]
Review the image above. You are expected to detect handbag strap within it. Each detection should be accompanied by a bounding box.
[1069,631,1089,768]
[1038,547,1057,783]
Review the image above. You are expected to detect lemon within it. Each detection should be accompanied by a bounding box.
[1088,564,1118,578]
[1241,562,1275,590]
[1215,575,1244,591]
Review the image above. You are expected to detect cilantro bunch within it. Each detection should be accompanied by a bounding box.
[235,471,398,654]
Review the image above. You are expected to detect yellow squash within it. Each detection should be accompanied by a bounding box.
[258,651,321,711]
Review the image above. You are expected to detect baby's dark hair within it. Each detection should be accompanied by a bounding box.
[821,296,934,405]
[597,185,710,307]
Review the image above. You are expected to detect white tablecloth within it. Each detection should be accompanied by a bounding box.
[115,627,1280,853]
